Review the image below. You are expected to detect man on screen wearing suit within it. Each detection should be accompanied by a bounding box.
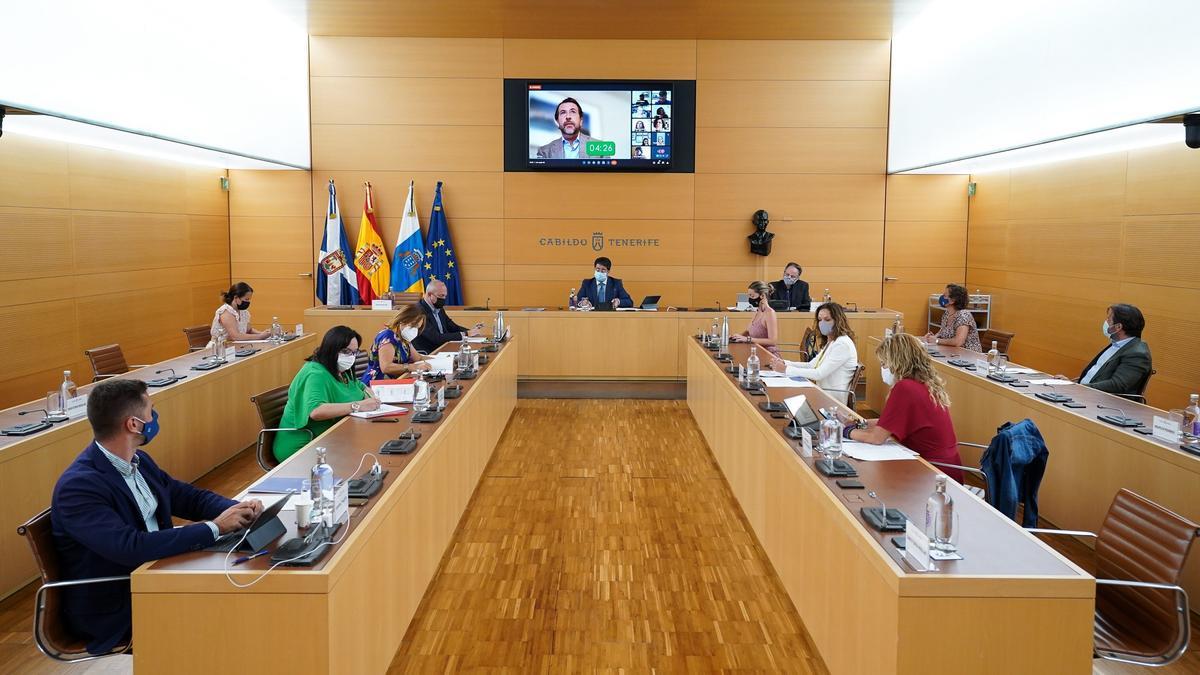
[769,262,812,311]
[1072,303,1153,396]
[576,256,633,309]
[412,278,482,353]
[536,98,593,159]
[51,379,261,654]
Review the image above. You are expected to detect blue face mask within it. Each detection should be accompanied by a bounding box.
[938,295,949,308]
[132,409,160,446]
[594,270,608,283]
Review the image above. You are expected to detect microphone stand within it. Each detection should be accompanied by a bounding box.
[1097,403,1140,427]
[758,385,786,412]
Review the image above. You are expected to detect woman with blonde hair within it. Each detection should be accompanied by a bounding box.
[731,280,779,355]
[360,303,433,384]
[843,333,963,481]
[769,302,858,403]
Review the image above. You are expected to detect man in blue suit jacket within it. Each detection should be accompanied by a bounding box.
[51,379,260,654]
[575,256,633,309]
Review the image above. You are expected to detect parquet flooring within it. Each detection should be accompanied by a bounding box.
[1,400,1196,673]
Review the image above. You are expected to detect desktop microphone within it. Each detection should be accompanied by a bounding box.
[156,368,176,379]
[1096,403,1140,427]
[19,409,49,421]
[758,387,785,412]
[485,297,490,311]
[866,490,895,531]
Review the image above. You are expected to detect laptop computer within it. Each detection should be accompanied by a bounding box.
[782,394,828,438]
[205,495,289,553]
[735,293,751,311]
[639,295,661,310]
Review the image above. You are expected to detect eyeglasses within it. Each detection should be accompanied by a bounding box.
[339,348,359,356]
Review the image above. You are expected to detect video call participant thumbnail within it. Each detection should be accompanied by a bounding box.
[537,98,599,159]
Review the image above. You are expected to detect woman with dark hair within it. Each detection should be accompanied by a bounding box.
[655,107,669,119]
[925,283,982,351]
[731,281,779,355]
[769,302,859,404]
[273,325,379,462]
[209,282,269,345]
[361,304,432,384]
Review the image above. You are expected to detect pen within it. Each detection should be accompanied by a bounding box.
[371,418,399,423]
[232,549,270,566]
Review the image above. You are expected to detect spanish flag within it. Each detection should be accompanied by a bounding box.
[354,181,390,303]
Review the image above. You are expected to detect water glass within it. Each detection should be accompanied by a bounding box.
[1168,410,1186,441]
[931,509,960,553]
[46,391,63,415]
[996,355,1008,374]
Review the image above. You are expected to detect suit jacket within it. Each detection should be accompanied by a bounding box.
[412,299,469,353]
[1078,337,1153,395]
[769,279,812,311]
[535,134,593,159]
[51,441,235,654]
[577,276,633,308]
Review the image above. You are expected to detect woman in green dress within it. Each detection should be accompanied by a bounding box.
[273,325,380,462]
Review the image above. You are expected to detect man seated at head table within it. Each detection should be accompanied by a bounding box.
[575,256,634,310]
[412,278,483,353]
[769,262,811,311]
[51,379,263,654]
[1057,303,1153,396]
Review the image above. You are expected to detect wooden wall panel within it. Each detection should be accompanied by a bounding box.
[0,137,231,408]
[306,37,894,311]
[967,144,1200,409]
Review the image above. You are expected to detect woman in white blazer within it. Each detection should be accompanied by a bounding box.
[769,302,859,404]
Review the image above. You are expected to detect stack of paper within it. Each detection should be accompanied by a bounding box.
[350,403,407,419]
[841,442,918,461]
[761,377,815,389]
[1027,378,1073,386]
[371,379,415,403]
[426,353,456,375]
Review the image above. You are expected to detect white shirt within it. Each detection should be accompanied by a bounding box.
[561,137,581,159]
[1081,336,1134,385]
[782,335,858,404]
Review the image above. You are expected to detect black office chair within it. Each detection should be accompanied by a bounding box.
[1116,368,1156,405]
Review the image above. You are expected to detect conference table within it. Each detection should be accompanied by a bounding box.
[863,336,1200,604]
[687,338,1094,674]
[305,305,900,380]
[131,338,518,674]
[0,334,315,601]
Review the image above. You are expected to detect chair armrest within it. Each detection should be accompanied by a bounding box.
[928,461,986,480]
[957,441,988,449]
[39,575,131,590]
[259,427,314,436]
[130,364,153,369]
[1026,528,1097,539]
[1095,579,1186,593]
[92,374,117,382]
[1116,393,1147,404]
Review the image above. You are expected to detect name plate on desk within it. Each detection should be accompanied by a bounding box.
[1153,416,1182,443]
[904,520,933,571]
[65,395,88,420]
[371,299,393,311]
[225,346,237,360]
[800,427,813,458]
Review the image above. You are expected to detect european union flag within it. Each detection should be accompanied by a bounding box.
[424,181,463,305]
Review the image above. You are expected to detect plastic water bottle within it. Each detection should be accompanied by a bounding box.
[413,380,430,412]
[746,346,761,385]
[494,311,505,342]
[894,316,904,335]
[1185,394,1200,437]
[212,326,226,361]
[310,447,335,527]
[987,341,1000,373]
[569,288,577,310]
[271,316,282,344]
[59,371,77,411]
[819,413,843,462]
[720,316,730,347]
[925,475,956,552]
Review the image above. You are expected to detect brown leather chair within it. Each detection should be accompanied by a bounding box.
[16,509,131,662]
[819,363,866,410]
[388,291,423,305]
[978,328,1015,355]
[1031,489,1198,666]
[182,325,210,352]
[250,385,312,471]
[82,344,149,382]
[352,350,370,381]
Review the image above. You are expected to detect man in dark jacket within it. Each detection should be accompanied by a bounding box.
[412,278,482,353]
[1076,303,1153,396]
[769,262,811,311]
[52,379,260,654]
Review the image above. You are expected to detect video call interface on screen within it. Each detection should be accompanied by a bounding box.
[527,83,673,168]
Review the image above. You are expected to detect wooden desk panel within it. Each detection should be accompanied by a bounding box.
[131,340,518,674]
[0,335,316,600]
[305,306,899,380]
[688,338,1093,674]
[866,337,1200,603]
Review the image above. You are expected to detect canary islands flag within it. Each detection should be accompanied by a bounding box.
[390,180,426,295]
[354,182,390,303]
[425,181,463,305]
[317,180,361,306]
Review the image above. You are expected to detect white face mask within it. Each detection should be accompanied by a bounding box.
[818,319,834,336]
[1101,320,1116,341]
[880,366,896,387]
[594,270,608,283]
[782,276,797,287]
[336,352,356,372]
[400,326,419,342]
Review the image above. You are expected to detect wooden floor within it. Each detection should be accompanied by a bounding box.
[1,400,1197,673]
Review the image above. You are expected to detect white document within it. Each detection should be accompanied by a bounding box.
[758,370,788,378]
[371,382,415,403]
[1004,367,1038,374]
[233,339,274,344]
[761,377,815,389]
[463,336,488,343]
[841,441,918,461]
[425,354,456,375]
[1027,378,1073,386]
[350,403,406,419]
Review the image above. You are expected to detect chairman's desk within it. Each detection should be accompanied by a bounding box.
[688,339,1093,674]
[864,337,1200,604]
[131,339,517,674]
[305,306,899,380]
[0,335,316,600]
